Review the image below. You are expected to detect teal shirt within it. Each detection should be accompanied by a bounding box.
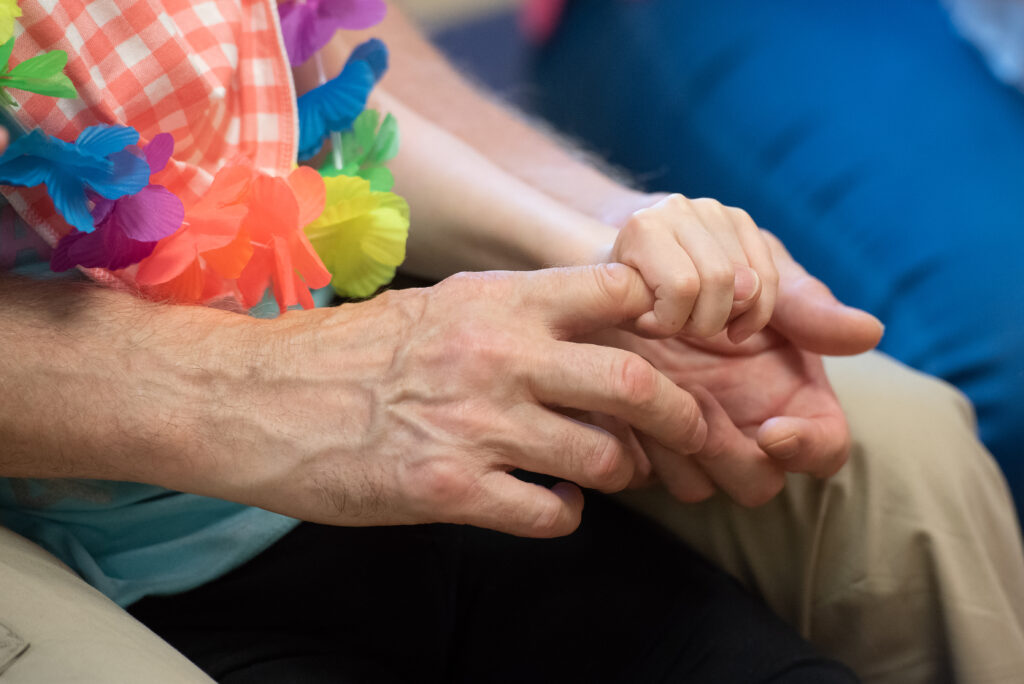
[0,196,333,606]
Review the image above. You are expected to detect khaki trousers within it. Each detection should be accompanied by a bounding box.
[621,352,1024,683]
[1,352,1022,682]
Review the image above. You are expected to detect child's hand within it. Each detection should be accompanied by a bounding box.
[611,194,779,342]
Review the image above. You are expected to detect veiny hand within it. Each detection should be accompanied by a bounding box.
[610,194,779,342]
[587,232,884,506]
[219,264,708,538]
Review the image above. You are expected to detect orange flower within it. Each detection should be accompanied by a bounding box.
[135,164,331,312]
[236,166,330,312]
[136,164,251,302]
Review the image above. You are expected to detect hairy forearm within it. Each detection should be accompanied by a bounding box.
[297,27,617,277]
[0,274,256,490]
[348,6,656,226]
[375,91,616,277]
[296,6,652,276]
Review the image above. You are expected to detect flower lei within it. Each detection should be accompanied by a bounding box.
[0,0,409,311]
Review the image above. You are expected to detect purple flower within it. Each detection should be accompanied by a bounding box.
[0,124,151,233]
[51,134,185,272]
[278,0,387,66]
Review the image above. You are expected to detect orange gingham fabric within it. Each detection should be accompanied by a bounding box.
[0,0,297,286]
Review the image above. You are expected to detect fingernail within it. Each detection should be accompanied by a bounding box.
[764,434,798,460]
[733,266,759,302]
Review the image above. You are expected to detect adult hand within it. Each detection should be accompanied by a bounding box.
[587,233,884,506]
[221,265,708,538]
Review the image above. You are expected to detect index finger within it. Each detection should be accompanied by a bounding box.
[527,340,709,455]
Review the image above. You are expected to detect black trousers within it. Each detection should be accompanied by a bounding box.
[129,492,857,683]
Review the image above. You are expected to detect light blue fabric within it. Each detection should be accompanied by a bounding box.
[0,480,299,607]
[533,0,1024,514]
[942,0,1024,92]
[0,195,332,607]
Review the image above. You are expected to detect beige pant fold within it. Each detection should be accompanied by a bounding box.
[1,351,1022,682]
[0,526,212,682]
[619,352,1024,683]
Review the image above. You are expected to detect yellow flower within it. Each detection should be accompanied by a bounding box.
[0,1,21,45]
[304,173,409,299]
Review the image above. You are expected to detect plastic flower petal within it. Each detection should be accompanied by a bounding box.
[49,134,183,272]
[321,108,399,191]
[304,174,409,299]
[50,219,158,272]
[236,166,331,311]
[0,125,150,232]
[0,40,77,105]
[0,1,21,46]
[297,40,388,161]
[278,0,386,66]
[348,38,389,81]
[135,164,331,311]
[135,164,254,298]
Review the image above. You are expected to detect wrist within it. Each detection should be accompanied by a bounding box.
[594,190,669,228]
[536,190,669,269]
[181,294,420,517]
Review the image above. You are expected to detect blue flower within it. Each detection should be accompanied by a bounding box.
[296,39,388,161]
[0,124,150,232]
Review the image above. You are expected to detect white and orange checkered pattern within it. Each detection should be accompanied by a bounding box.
[0,0,297,279]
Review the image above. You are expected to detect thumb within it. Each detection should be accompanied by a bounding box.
[524,263,655,337]
[764,232,884,356]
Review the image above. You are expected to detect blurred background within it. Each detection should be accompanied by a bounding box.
[396,0,517,30]
[393,0,526,102]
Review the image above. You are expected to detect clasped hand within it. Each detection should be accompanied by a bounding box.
[246,264,706,537]
[241,197,881,538]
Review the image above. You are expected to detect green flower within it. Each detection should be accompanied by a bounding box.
[0,36,78,108]
[319,109,399,192]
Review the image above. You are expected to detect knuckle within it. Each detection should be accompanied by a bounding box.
[409,459,472,509]
[435,271,475,295]
[703,262,735,289]
[585,437,631,490]
[591,263,632,306]
[692,197,727,218]
[622,214,664,244]
[688,194,720,210]
[616,355,660,409]
[529,496,567,537]
[726,205,756,227]
[662,193,691,212]
[448,324,516,371]
[671,400,706,452]
[663,274,701,301]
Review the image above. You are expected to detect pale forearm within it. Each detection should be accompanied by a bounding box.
[378,91,616,277]
[347,6,655,226]
[296,6,644,275]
